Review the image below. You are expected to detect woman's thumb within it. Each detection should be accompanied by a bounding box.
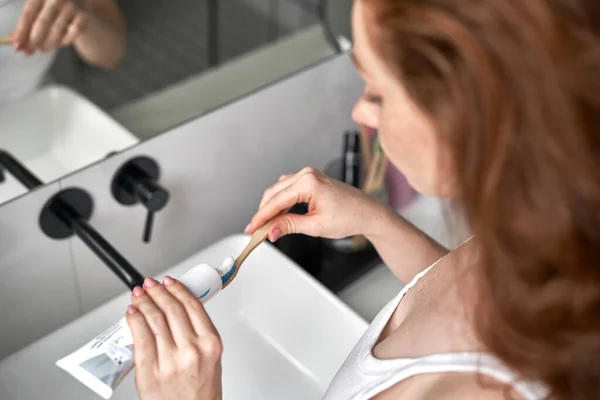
[268,214,311,242]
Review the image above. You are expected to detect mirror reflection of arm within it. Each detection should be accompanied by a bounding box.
[73,0,125,69]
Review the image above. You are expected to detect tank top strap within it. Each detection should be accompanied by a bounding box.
[359,352,549,400]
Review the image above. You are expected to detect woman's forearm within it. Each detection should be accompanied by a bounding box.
[74,2,125,69]
[364,203,448,285]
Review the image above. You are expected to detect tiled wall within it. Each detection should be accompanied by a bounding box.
[237,0,319,31]
[0,55,362,360]
[0,183,81,359]
[54,0,319,111]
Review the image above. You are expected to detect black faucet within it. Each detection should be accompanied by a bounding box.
[0,150,43,190]
[39,188,145,290]
[112,156,169,244]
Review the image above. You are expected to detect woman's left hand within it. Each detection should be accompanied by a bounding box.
[13,0,89,54]
[126,276,223,400]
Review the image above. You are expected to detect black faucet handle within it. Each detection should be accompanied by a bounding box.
[134,178,169,243]
[143,211,155,243]
[132,177,169,212]
[112,156,169,244]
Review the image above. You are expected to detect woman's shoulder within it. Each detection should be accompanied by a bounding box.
[373,372,514,400]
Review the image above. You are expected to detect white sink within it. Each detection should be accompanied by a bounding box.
[0,234,368,399]
[0,85,139,204]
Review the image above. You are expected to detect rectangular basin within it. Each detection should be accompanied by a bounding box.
[0,234,367,399]
[0,86,139,204]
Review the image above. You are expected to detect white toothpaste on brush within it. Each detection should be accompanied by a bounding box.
[56,257,236,399]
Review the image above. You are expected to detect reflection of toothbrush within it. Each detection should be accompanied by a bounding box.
[221,212,286,289]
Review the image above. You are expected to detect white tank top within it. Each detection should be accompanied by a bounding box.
[323,260,550,400]
[0,0,55,105]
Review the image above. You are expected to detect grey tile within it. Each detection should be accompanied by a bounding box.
[0,183,80,359]
[59,0,312,111]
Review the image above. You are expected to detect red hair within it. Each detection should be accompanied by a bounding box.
[364,0,600,398]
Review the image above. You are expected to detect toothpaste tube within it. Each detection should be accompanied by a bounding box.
[56,259,235,399]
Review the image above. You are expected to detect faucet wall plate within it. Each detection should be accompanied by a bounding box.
[39,188,93,239]
[111,156,160,206]
[111,156,169,244]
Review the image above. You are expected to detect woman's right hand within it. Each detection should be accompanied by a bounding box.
[245,167,383,242]
[13,0,88,54]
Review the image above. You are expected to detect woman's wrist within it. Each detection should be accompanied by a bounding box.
[73,7,125,69]
[360,197,393,240]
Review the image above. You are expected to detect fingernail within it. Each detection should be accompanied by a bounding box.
[162,276,175,286]
[144,277,157,288]
[244,223,251,233]
[126,305,138,315]
[270,228,282,242]
[133,286,145,297]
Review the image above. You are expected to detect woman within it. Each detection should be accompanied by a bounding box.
[124,0,600,399]
[0,0,125,104]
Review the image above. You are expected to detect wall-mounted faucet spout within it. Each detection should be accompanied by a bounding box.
[39,188,145,290]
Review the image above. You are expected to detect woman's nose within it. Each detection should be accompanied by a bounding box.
[352,99,379,129]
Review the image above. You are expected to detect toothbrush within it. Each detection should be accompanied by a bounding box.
[359,125,372,177]
[354,136,387,250]
[221,211,286,288]
[363,136,385,195]
[0,36,11,45]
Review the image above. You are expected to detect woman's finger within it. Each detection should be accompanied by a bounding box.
[43,1,75,51]
[29,0,61,49]
[142,278,196,348]
[259,168,321,210]
[14,0,43,50]
[250,182,316,236]
[60,11,86,46]
[130,286,176,353]
[125,305,158,371]
[162,276,220,337]
[252,168,322,231]
[278,174,293,182]
[258,174,297,210]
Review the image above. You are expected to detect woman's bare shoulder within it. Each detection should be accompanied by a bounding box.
[373,372,512,400]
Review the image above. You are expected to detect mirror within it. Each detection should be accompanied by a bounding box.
[0,0,351,205]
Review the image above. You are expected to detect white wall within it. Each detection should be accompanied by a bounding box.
[0,55,363,360]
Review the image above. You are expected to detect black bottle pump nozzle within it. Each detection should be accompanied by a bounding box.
[342,131,361,188]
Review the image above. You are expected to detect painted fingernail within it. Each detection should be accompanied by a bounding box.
[133,286,145,297]
[270,228,282,242]
[244,223,251,233]
[126,305,138,315]
[144,277,157,288]
[163,276,175,286]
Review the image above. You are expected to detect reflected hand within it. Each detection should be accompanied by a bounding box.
[246,167,383,242]
[13,0,88,54]
[126,277,223,400]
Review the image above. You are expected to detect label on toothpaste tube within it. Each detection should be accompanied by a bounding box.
[56,263,227,399]
[77,318,135,393]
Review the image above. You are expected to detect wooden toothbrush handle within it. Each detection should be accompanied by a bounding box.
[235,216,279,267]
[237,207,291,264]
[0,36,12,45]
[223,210,288,289]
